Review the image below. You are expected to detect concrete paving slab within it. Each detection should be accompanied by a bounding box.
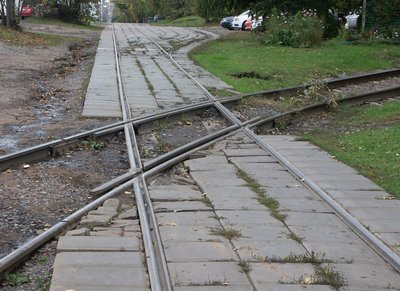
[223,149,268,157]
[57,236,140,252]
[317,180,383,191]
[148,185,202,201]
[51,286,147,291]
[156,211,217,226]
[80,214,113,227]
[345,208,400,220]
[233,225,290,240]
[163,241,237,262]
[211,196,266,211]
[332,263,400,288]
[89,230,123,236]
[262,187,317,200]
[375,232,400,248]
[285,213,344,227]
[276,198,330,213]
[235,238,307,261]
[190,171,244,187]
[289,225,357,243]
[335,198,400,208]
[216,210,284,227]
[50,265,146,290]
[168,262,250,287]
[159,225,220,242]
[358,219,400,232]
[255,284,335,290]
[153,201,210,212]
[302,240,383,264]
[250,262,315,284]
[199,185,255,199]
[52,251,142,266]
[326,190,388,200]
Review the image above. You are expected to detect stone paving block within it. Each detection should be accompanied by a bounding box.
[52,251,142,266]
[90,230,123,237]
[149,185,202,200]
[216,210,283,227]
[317,180,383,191]
[250,262,315,284]
[331,263,400,289]
[184,156,228,172]
[156,211,217,227]
[337,198,400,209]
[89,206,118,217]
[66,227,90,236]
[159,225,220,242]
[346,208,400,220]
[118,208,138,220]
[262,187,317,200]
[153,201,210,212]
[110,219,139,227]
[51,286,146,291]
[80,214,113,227]
[375,232,400,249]
[235,238,307,261]
[103,198,122,209]
[200,185,255,199]
[57,236,140,252]
[168,262,250,287]
[163,241,236,262]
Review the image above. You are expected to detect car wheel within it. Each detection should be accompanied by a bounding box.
[241,21,246,31]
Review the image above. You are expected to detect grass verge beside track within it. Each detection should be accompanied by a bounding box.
[299,100,400,199]
[190,32,400,93]
[26,16,103,30]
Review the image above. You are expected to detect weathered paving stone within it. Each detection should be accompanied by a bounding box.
[250,263,316,285]
[103,198,121,210]
[235,238,307,261]
[110,219,140,228]
[163,241,237,262]
[80,214,114,227]
[66,227,90,236]
[88,206,118,217]
[157,211,216,227]
[118,208,137,220]
[331,263,400,289]
[149,185,202,201]
[168,262,251,287]
[90,229,123,237]
[159,225,221,242]
[57,236,140,252]
[153,201,210,212]
[216,210,283,227]
[50,253,147,291]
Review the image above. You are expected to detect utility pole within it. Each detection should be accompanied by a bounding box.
[361,0,367,33]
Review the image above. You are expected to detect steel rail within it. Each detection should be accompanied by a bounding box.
[112,24,172,291]
[244,128,400,273]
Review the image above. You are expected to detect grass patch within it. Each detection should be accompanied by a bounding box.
[236,168,287,221]
[210,227,241,240]
[288,232,304,244]
[238,260,252,274]
[190,33,400,93]
[26,16,102,30]
[0,25,83,46]
[300,101,400,198]
[154,16,206,27]
[266,252,331,264]
[4,272,30,286]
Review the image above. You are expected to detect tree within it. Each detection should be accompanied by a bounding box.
[0,0,23,27]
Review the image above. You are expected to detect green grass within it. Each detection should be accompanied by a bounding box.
[190,32,400,93]
[27,16,103,30]
[301,101,400,198]
[0,25,83,46]
[154,16,206,27]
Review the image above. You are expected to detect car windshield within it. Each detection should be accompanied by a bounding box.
[240,10,250,16]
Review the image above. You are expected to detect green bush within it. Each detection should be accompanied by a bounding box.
[262,8,324,48]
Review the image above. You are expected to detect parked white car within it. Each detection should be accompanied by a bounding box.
[345,13,359,29]
[231,10,251,31]
[252,16,263,30]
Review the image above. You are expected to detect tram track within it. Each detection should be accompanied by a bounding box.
[1,24,400,289]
